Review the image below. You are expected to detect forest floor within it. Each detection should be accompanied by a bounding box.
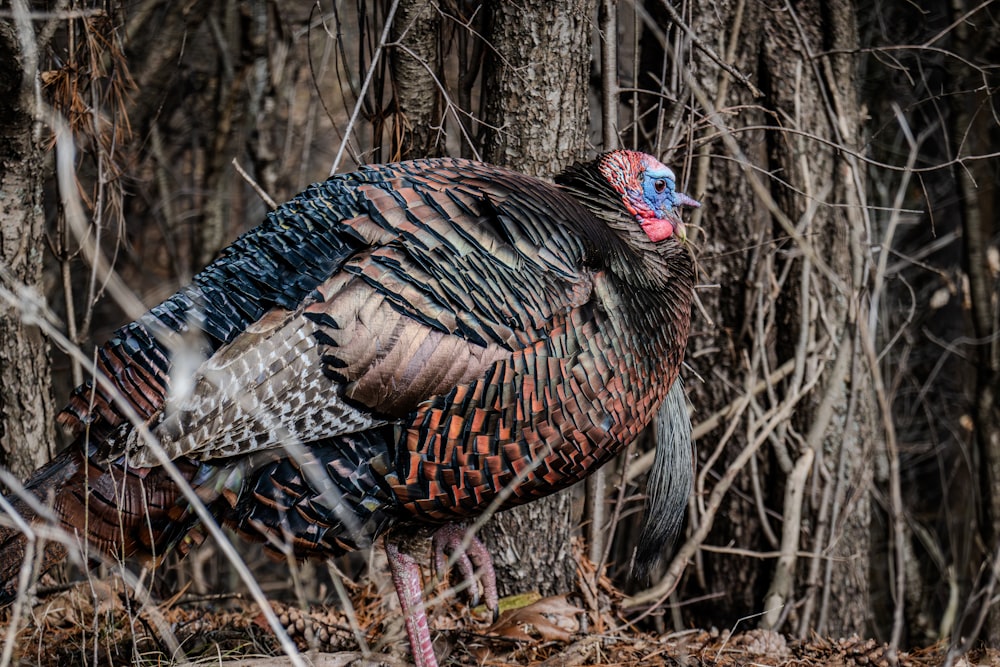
[2,570,986,667]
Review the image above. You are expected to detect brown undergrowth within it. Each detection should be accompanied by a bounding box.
[0,547,970,667]
[0,581,972,666]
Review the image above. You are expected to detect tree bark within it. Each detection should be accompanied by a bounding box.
[477,0,591,598]
[858,0,999,648]
[947,1,1000,643]
[390,0,442,159]
[669,0,874,637]
[0,19,56,479]
[479,0,590,177]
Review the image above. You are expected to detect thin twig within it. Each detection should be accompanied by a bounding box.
[656,0,762,98]
[331,0,401,174]
[599,0,618,150]
[625,360,829,611]
[44,112,308,667]
[859,314,906,656]
[625,339,827,484]
[232,158,278,210]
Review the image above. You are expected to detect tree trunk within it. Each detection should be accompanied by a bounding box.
[479,0,591,176]
[947,2,1000,644]
[477,0,591,598]
[660,0,875,637]
[851,0,1000,649]
[390,0,442,159]
[0,19,56,480]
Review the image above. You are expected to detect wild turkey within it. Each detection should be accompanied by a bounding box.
[0,150,699,667]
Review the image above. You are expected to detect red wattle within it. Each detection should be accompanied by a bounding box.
[641,217,674,242]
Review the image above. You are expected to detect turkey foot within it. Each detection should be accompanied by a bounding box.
[431,523,499,620]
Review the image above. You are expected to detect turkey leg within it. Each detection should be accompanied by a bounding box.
[385,525,500,666]
[385,536,438,667]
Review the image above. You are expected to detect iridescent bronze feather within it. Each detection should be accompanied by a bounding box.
[0,151,699,667]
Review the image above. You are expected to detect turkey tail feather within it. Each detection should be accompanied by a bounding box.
[0,446,210,601]
[0,451,82,602]
[632,379,693,583]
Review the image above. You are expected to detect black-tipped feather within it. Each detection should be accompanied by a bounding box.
[632,378,693,583]
[0,154,697,630]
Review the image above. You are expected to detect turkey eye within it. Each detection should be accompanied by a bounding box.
[654,179,667,193]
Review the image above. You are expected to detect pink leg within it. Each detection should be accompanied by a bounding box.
[385,537,438,667]
[431,524,499,620]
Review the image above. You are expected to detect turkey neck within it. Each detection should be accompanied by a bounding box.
[604,263,694,379]
[555,159,696,376]
[555,157,694,285]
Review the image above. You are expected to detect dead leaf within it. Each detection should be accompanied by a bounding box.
[487,594,584,643]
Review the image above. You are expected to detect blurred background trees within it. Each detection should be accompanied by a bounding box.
[0,0,996,658]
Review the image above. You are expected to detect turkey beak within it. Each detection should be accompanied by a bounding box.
[671,192,700,242]
[676,192,701,209]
